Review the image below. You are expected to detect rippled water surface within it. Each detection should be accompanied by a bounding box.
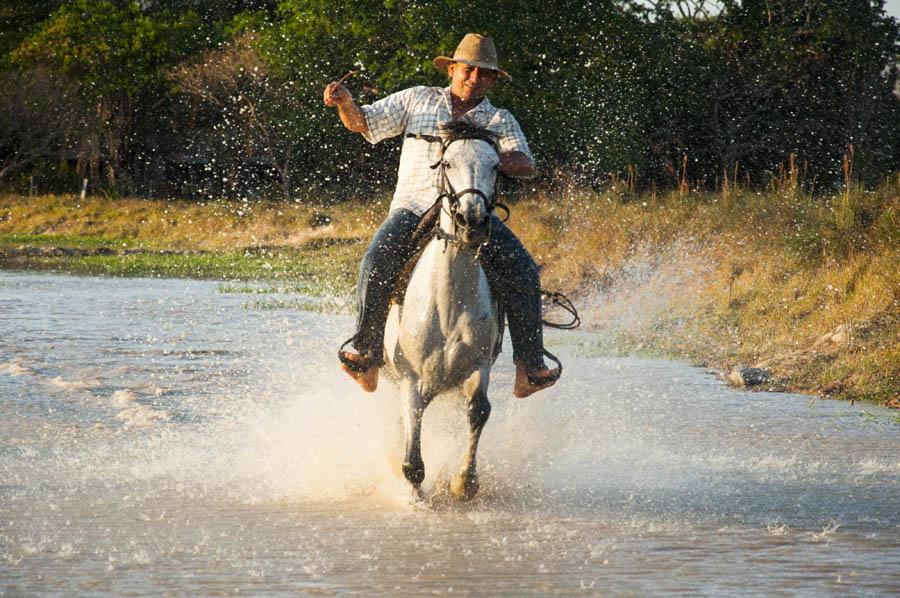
[1,271,898,595]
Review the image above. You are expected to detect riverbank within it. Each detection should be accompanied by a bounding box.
[2,187,897,406]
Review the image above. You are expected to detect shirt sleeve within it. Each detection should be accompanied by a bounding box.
[494,109,534,161]
[360,87,420,145]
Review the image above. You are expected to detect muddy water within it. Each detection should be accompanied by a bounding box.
[1,271,898,595]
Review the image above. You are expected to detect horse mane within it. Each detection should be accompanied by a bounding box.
[439,120,499,148]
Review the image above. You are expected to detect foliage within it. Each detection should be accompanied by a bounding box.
[643,0,900,188]
[0,66,82,183]
[444,0,651,183]
[6,0,240,192]
[255,0,450,193]
[0,0,64,61]
[170,33,306,200]
[0,0,897,196]
[12,1,204,99]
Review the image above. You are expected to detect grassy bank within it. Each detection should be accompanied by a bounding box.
[0,195,386,294]
[2,185,898,407]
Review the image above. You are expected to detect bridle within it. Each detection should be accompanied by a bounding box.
[434,131,498,202]
[387,125,579,380]
[434,135,496,254]
[407,127,509,255]
[339,124,579,380]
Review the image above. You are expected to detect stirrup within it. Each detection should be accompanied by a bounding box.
[527,349,562,387]
[338,335,371,374]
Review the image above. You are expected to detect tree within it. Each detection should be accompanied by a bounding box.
[640,0,900,188]
[10,0,205,190]
[171,33,306,200]
[0,66,82,183]
[0,0,65,59]
[2,0,895,197]
[259,0,652,193]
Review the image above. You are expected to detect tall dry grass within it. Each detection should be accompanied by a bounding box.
[503,177,898,404]
[0,194,389,250]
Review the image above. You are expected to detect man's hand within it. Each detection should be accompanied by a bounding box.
[323,82,351,108]
[323,81,369,134]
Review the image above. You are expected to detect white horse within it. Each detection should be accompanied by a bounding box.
[383,125,501,501]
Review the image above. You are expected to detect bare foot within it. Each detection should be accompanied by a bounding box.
[513,361,560,398]
[339,352,379,392]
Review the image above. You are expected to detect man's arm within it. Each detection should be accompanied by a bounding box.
[499,151,536,178]
[323,82,369,134]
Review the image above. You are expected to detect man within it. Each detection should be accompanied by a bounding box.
[323,33,559,398]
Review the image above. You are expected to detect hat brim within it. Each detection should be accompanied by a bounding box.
[433,56,511,80]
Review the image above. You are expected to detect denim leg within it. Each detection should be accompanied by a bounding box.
[353,208,422,365]
[479,216,546,369]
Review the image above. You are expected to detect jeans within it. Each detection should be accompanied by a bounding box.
[352,208,546,369]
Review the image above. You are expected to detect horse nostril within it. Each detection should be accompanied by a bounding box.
[454,213,467,228]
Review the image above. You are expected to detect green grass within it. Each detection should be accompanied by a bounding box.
[241,297,353,313]
[0,245,358,294]
[0,233,142,249]
[218,283,318,294]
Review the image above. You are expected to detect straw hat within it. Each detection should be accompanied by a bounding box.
[433,33,511,80]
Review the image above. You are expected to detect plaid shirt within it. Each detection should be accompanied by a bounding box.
[362,86,533,216]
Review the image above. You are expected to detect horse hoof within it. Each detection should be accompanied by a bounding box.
[402,460,425,486]
[449,472,479,501]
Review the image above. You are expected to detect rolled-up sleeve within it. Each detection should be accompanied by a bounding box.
[361,87,421,145]
[494,109,533,161]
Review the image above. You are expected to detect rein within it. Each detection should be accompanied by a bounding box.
[540,291,581,330]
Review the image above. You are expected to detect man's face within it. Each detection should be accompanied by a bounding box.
[448,62,498,101]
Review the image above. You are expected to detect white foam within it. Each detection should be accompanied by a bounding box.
[48,376,98,391]
[0,360,33,376]
[110,389,138,407]
[109,389,169,429]
[115,405,169,428]
[577,239,715,337]
[808,520,841,543]
[124,372,411,505]
[854,458,900,476]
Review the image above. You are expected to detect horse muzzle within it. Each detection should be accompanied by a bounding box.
[456,215,491,249]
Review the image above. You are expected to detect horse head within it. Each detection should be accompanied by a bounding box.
[438,122,500,249]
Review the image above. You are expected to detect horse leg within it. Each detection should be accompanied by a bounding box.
[450,370,491,501]
[400,377,430,493]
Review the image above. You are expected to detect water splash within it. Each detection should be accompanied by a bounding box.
[2,272,899,595]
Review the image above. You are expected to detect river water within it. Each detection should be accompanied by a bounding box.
[1,270,898,595]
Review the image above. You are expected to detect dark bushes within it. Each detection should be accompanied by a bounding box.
[1,0,897,198]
